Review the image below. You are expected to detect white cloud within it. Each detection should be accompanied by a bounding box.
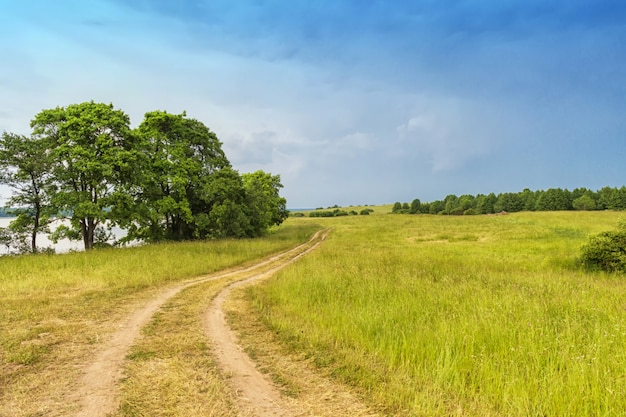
[396,95,513,173]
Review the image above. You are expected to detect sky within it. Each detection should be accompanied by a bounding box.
[1,0,625,208]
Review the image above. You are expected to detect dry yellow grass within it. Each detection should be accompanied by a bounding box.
[0,223,321,416]
[116,279,241,417]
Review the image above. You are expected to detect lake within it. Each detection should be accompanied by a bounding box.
[0,218,127,255]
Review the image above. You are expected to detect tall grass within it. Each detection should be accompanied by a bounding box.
[0,223,320,416]
[249,212,626,416]
[0,223,320,359]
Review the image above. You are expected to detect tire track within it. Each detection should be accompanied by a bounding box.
[72,230,327,417]
[203,230,328,417]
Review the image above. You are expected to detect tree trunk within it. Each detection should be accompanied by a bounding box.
[31,201,42,253]
[82,219,95,250]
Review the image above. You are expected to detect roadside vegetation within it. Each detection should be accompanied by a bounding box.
[0,223,320,416]
[246,211,626,416]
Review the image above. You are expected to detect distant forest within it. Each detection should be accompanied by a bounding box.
[393,186,626,215]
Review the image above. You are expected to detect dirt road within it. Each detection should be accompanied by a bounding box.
[71,229,377,416]
[203,230,326,417]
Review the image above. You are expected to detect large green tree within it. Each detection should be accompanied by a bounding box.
[129,110,231,241]
[30,102,136,250]
[0,132,54,252]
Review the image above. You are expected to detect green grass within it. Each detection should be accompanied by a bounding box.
[249,211,626,416]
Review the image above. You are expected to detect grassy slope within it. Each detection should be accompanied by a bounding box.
[247,211,626,416]
[0,223,321,416]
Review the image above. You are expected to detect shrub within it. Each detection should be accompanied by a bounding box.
[309,210,335,218]
[309,209,348,218]
[580,221,626,273]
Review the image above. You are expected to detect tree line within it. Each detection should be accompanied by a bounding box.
[0,101,288,254]
[393,186,626,215]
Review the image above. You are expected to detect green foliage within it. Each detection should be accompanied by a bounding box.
[1,104,289,251]
[494,192,524,212]
[242,171,288,236]
[128,110,229,242]
[475,193,497,214]
[30,101,136,250]
[409,198,421,214]
[573,192,597,210]
[396,186,626,218]
[428,200,444,214]
[536,188,572,211]
[309,209,348,217]
[580,221,626,272]
[392,201,415,214]
[309,210,334,218]
[0,132,54,252]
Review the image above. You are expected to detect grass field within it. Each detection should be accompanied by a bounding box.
[0,223,321,416]
[247,211,626,416]
[2,210,626,416]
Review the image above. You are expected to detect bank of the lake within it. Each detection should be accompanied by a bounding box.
[0,218,125,254]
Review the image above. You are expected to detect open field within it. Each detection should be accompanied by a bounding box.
[0,223,322,416]
[245,211,626,416]
[2,210,626,416]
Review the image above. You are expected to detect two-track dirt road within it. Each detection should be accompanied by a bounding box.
[71,229,378,416]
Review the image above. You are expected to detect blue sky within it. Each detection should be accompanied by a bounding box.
[1,1,625,208]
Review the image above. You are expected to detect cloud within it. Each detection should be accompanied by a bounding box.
[395,95,512,173]
[2,0,626,208]
[223,130,276,166]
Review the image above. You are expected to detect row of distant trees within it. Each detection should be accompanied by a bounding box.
[0,101,288,254]
[393,187,626,215]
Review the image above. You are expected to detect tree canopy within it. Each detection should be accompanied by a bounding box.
[394,186,626,216]
[30,101,136,250]
[0,132,54,252]
[0,102,288,253]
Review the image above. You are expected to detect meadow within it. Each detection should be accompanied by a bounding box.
[0,223,320,416]
[247,210,626,416]
[2,209,626,416]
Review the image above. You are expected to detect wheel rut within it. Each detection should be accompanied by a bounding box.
[203,230,328,416]
[71,230,328,417]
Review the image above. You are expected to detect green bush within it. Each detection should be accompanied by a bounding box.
[309,209,351,218]
[580,221,626,273]
[309,210,335,218]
